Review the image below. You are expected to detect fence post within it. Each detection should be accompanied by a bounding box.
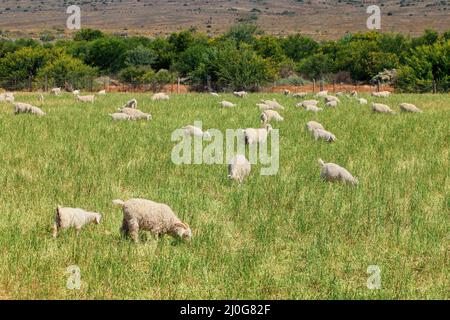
[89,78,93,92]
[333,80,336,93]
[177,77,181,94]
[319,79,324,92]
[313,79,316,93]
[377,80,380,92]
[29,76,32,92]
[207,75,211,92]
[432,80,437,94]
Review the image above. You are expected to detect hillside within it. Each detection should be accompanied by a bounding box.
[0,0,449,39]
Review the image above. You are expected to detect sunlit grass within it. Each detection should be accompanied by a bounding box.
[0,92,448,299]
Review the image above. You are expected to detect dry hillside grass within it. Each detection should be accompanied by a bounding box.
[0,0,449,39]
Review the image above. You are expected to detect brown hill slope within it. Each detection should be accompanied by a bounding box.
[0,0,449,39]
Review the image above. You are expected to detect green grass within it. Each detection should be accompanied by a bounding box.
[0,92,448,299]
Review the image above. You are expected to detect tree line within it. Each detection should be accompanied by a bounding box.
[0,25,449,92]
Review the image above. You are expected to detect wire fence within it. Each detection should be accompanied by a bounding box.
[0,76,448,93]
[0,76,188,93]
[0,76,98,92]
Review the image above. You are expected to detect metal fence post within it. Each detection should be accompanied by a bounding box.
[313,79,316,93]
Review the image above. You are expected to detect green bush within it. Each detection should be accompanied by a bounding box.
[396,40,449,92]
[118,66,151,86]
[38,53,98,89]
[275,75,310,86]
[0,27,449,93]
[143,69,176,92]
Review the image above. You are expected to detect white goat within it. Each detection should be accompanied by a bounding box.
[233,91,247,98]
[358,98,368,105]
[182,125,211,139]
[371,103,395,114]
[318,159,358,186]
[260,99,284,110]
[326,101,338,108]
[244,124,273,145]
[51,88,61,96]
[304,105,323,113]
[306,121,325,133]
[371,91,391,98]
[52,206,101,237]
[296,100,319,108]
[261,110,284,124]
[219,101,236,108]
[110,113,132,121]
[121,98,138,109]
[293,92,307,98]
[77,95,95,103]
[228,155,251,183]
[313,129,337,142]
[399,103,423,113]
[113,199,192,242]
[118,107,152,121]
[316,90,328,98]
[152,93,170,101]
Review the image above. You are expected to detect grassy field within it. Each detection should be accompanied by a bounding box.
[0,92,448,299]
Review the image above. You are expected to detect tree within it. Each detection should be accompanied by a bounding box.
[149,37,176,71]
[0,47,57,80]
[297,52,333,80]
[396,40,450,92]
[38,54,97,89]
[213,43,275,90]
[281,34,319,62]
[143,69,176,92]
[223,24,263,47]
[84,37,127,73]
[118,66,150,86]
[124,45,157,67]
[253,36,286,63]
[174,43,210,77]
[0,38,40,59]
[412,29,439,47]
[74,29,104,42]
[168,31,195,53]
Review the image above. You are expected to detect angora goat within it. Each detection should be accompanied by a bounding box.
[113,199,192,242]
[228,155,251,183]
[318,159,358,186]
[52,206,101,237]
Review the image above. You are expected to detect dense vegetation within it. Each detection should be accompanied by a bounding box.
[0,25,449,92]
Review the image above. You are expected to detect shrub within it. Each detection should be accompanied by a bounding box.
[275,75,310,86]
[143,69,177,92]
[38,54,98,89]
[118,66,150,86]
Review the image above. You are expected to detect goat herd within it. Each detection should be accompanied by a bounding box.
[0,88,424,243]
